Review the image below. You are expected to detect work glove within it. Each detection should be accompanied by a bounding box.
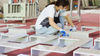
[59,29,69,37]
[70,26,77,32]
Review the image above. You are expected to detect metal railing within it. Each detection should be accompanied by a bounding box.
[3,2,38,23]
[70,0,81,22]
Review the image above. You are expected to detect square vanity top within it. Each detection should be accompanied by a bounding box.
[31,37,93,54]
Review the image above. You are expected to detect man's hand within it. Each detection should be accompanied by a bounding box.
[59,29,69,37]
[70,26,77,32]
[61,31,69,37]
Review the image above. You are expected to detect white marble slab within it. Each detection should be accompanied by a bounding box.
[31,37,93,56]
[0,24,6,26]
[94,37,100,50]
[17,54,29,56]
[64,26,100,38]
[0,24,26,31]
[0,34,58,53]
[73,48,100,56]
[0,33,29,53]
[0,54,7,56]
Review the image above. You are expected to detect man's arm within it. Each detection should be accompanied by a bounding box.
[49,17,69,36]
[65,15,75,27]
[49,17,61,30]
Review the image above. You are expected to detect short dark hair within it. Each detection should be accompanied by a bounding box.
[46,0,69,7]
[55,0,69,7]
